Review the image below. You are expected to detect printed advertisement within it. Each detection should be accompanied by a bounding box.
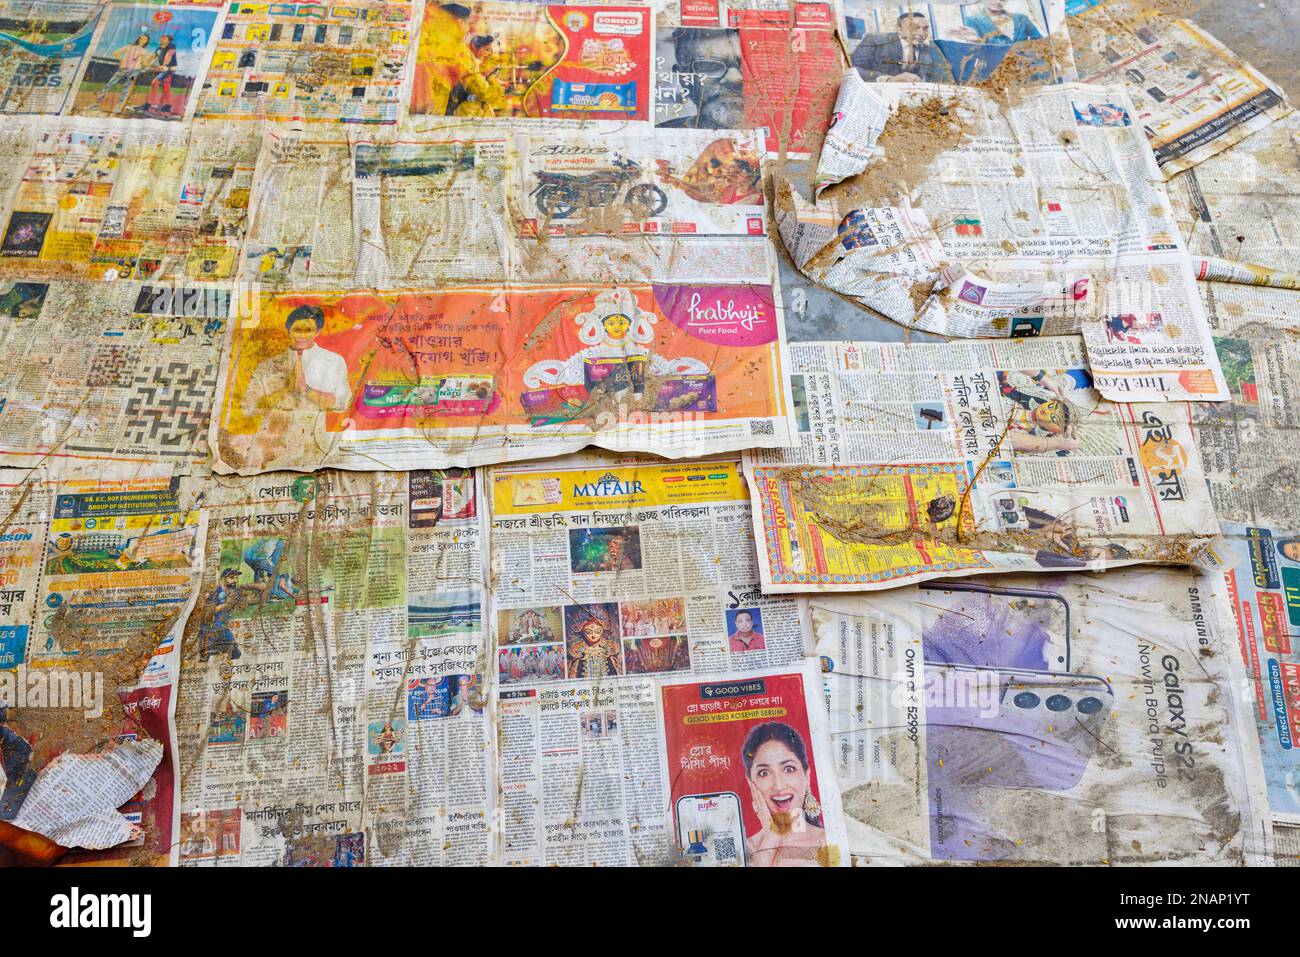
[1213,525,1300,830]
[212,283,793,473]
[661,665,848,866]
[655,0,840,156]
[71,2,221,122]
[514,129,772,284]
[0,0,103,115]
[411,1,652,122]
[810,569,1265,864]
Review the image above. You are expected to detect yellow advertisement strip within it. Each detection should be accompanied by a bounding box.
[684,707,789,725]
[493,459,747,515]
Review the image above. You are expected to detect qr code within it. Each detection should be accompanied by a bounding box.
[749,419,774,436]
[712,835,738,863]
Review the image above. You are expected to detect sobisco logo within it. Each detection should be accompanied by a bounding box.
[572,472,645,497]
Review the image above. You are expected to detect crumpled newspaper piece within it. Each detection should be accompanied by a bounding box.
[778,71,1092,339]
[11,738,162,851]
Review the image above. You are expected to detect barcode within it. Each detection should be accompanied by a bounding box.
[713,835,737,863]
[750,419,775,436]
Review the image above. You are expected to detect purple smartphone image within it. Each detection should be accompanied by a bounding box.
[925,668,1114,860]
[928,669,1113,790]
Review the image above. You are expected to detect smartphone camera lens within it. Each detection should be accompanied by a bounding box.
[1077,696,1103,714]
[1013,692,1040,709]
[1045,694,1071,712]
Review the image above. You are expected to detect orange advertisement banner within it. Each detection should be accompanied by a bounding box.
[214,283,789,473]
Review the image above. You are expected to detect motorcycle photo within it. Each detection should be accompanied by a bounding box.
[530,154,669,221]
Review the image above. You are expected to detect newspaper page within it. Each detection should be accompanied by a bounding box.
[654,0,841,157]
[0,117,260,283]
[487,454,848,864]
[239,126,506,289]
[1211,523,1300,860]
[779,72,1228,401]
[0,468,207,864]
[175,468,494,866]
[210,283,794,474]
[241,125,774,288]
[808,568,1267,864]
[409,0,653,124]
[0,0,104,116]
[1067,0,1293,177]
[489,453,809,677]
[192,0,412,124]
[841,0,1077,85]
[743,337,1220,593]
[0,279,231,474]
[1188,282,1300,529]
[1168,112,1300,527]
[69,2,223,123]
[1172,110,1300,275]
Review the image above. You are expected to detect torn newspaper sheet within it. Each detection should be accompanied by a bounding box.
[12,739,163,850]
[210,283,794,473]
[488,453,847,864]
[744,337,1220,592]
[241,125,773,288]
[1068,0,1293,177]
[841,0,1077,86]
[0,1,104,116]
[0,279,229,474]
[779,71,1228,401]
[0,117,259,284]
[0,468,207,863]
[1211,524,1300,858]
[175,469,493,866]
[655,0,841,157]
[811,568,1266,864]
[194,0,413,124]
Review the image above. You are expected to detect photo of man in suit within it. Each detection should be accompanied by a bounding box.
[851,10,951,83]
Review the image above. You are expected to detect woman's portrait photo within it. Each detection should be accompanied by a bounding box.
[740,721,827,866]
